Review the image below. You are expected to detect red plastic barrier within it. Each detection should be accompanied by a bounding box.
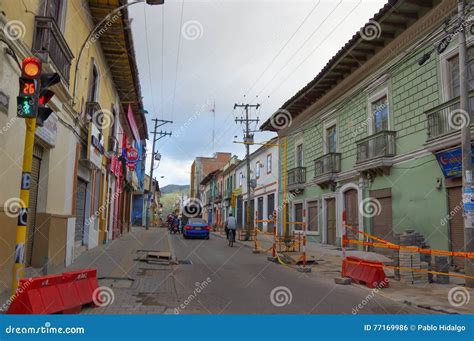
[7,269,99,314]
[342,256,389,289]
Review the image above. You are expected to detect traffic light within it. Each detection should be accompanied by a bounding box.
[17,57,41,118]
[36,72,60,126]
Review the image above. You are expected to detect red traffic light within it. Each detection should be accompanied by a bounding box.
[39,90,55,105]
[22,57,41,79]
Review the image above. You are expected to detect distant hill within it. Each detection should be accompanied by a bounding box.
[160,184,189,194]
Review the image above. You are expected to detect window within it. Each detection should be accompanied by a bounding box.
[326,125,337,153]
[294,203,303,231]
[44,0,64,28]
[267,154,272,174]
[296,144,303,167]
[371,95,389,133]
[255,162,261,179]
[307,201,318,233]
[447,46,474,109]
[239,172,243,187]
[88,63,99,103]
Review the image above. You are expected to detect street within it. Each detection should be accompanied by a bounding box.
[169,232,430,314]
[63,227,432,315]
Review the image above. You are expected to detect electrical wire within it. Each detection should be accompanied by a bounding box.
[171,0,185,119]
[143,5,157,116]
[255,0,345,99]
[161,5,165,120]
[242,0,321,99]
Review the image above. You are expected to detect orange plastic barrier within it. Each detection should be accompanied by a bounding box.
[342,257,388,289]
[7,269,99,314]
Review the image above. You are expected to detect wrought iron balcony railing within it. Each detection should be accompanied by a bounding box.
[356,130,396,163]
[287,167,306,186]
[32,16,74,84]
[426,91,474,140]
[314,153,341,177]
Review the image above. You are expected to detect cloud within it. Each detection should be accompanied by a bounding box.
[145,152,192,186]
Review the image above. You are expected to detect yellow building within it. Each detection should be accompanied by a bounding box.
[0,0,147,295]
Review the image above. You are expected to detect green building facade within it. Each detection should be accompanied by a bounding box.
[262,0,467,265]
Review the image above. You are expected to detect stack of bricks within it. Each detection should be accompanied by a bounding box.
[394,230,431,283]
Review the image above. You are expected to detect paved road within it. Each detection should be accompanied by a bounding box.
[169,233,431,314]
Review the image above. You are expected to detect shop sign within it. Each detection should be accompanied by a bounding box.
[435,145,474,178]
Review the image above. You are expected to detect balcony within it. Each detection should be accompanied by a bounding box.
[32,16,74,84]
[313,153,341,187]
[355,130,396,174]
[287,167,306,192]
[425,92,474,152]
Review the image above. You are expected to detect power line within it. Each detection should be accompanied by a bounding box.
[171,0,185,118]
[161,5,165,120]
[262,0,362,104]
[242,0,321,99]
[255,0,344,99]
[143,5,156,116]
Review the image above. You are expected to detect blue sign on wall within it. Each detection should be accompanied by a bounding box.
[435,145,474,178]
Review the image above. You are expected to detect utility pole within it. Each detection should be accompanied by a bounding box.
[235,103,260,240]
[458,0,474,288]
[146,118,172,230]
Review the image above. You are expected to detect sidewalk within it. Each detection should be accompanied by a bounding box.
[212,230,474,314]
[1,227,175,314]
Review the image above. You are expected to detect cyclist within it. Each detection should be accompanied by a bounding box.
[225,212,237,243]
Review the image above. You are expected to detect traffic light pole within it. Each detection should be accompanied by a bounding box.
[145,118,172,230]
[11,118,36,294]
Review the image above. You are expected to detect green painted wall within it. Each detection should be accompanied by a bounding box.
[275,36,452,249]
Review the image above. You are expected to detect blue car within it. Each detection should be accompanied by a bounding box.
[182,218,211,239]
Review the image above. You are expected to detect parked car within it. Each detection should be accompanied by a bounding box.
[182,218,211,239]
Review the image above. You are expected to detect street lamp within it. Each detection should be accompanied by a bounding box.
[72,0,164,104]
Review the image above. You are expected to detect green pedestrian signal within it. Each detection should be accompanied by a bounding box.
[17,96,35,118]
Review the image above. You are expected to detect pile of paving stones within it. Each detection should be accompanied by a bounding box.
[393,230,431,284]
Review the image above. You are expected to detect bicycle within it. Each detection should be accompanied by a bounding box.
[228,229,235,247]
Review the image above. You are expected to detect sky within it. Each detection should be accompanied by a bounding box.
[128,0,387,187]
